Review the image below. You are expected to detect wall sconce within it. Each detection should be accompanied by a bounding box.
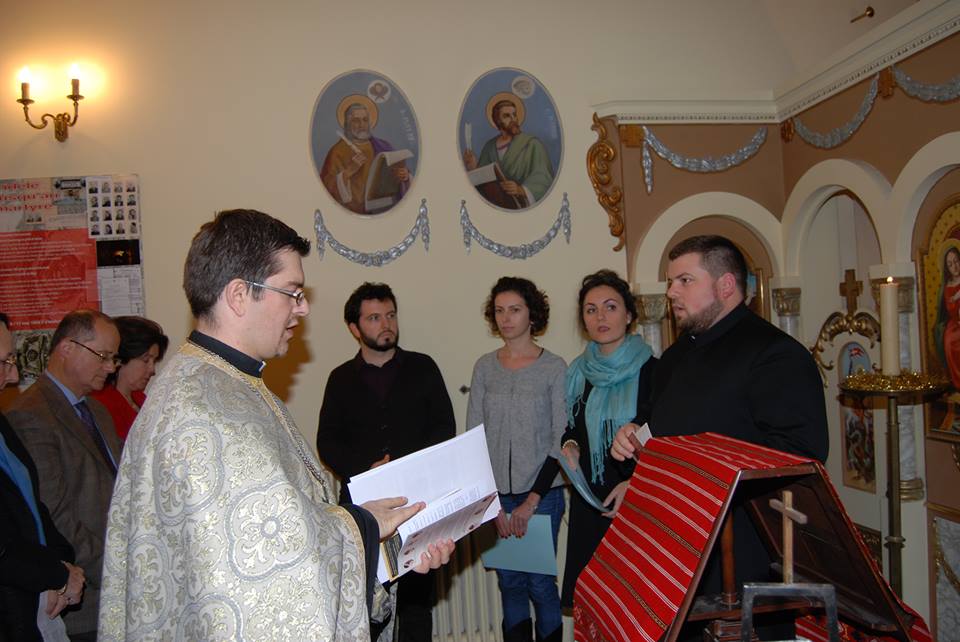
[16,65,84,142]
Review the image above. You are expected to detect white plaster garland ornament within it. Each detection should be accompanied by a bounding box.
[791,67,959,150]
[460,193,571,259]
[793,75,879,150]
[892,64,960,103]
[313,198,430,267]
[641,126,767,194]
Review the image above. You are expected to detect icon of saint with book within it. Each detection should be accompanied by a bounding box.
[320,94,413,215]
[462,92,555,210]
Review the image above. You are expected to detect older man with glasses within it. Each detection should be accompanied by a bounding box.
[6,309,122,641]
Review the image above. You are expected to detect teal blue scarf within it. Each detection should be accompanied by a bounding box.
[566,334,653,484]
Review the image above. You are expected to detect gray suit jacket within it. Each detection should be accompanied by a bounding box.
[6,373,121,636]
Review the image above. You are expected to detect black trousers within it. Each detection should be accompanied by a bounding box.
[396,569,437,642]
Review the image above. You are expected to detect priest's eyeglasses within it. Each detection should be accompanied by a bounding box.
[69,339,122,367]
[244,280,306,306]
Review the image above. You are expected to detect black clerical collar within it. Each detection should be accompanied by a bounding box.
[686,303,750,346]
[353,346,404,369]
[188,330,265,378]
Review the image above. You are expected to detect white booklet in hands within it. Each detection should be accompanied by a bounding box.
[348,426,500,583]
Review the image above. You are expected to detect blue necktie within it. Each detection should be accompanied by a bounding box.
[74,401,117,475]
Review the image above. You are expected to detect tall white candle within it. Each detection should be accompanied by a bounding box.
[880,277,899,376]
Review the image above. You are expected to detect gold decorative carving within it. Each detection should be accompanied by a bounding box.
[810,311,880,386]
[933,517,960,596]
[869,277,914,313]
[772,288,801,317]
[587,113,625,251]
[879,67,896,98]
[855,523,883,569]
[635,294,668,324]
[780,119,795,142]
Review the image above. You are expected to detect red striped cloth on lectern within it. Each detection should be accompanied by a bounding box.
[572,432,810,642]
[571,432,931,642]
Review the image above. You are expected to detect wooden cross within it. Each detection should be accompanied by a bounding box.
[769,490,808,582]
[839,269,862,316]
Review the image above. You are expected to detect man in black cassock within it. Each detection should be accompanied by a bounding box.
[613,234,828,640]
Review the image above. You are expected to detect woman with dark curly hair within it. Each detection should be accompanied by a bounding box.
[559,269,656,608]
[91,316,168,441]
[467,277,566,642]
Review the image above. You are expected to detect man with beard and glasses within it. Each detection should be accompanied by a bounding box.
[463,95,554,209]
[610,234,827,641]
[317,281,455,642]
[320,97,411,215]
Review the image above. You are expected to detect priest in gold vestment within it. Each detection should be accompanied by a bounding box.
[98,209,450,641]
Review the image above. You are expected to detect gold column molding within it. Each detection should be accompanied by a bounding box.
[772,287,802,317]
[869,277,914,313]
[900,478,924,501]
[635,293,668,324]
[587,113,625,251]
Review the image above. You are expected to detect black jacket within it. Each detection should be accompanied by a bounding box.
[317,349,456,503]
[650,303,828,617]
[0,413,75,642]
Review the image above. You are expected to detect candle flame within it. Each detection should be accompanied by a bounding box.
[18,67,31,83]
[886,276,894,283]
[69,63,81,80]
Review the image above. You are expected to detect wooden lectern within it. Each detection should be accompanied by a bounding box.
[572,433,930,642]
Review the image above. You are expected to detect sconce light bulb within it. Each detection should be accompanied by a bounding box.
[69,63,80,80]
[18,66,32,83]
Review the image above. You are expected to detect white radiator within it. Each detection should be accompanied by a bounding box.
[432,493,573,642]
[433,535,503,642]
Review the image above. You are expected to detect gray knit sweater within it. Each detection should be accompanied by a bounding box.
[466,348,567,495]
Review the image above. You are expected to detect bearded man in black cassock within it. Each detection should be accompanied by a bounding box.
[613,234,828,641]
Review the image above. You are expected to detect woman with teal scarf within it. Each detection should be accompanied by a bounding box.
[558,270,656,608]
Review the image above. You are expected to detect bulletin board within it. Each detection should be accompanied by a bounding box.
[0,174,144,383]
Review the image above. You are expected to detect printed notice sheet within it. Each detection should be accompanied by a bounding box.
[348,426,500,583]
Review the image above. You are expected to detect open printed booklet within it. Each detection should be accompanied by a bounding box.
[348,426,499,583]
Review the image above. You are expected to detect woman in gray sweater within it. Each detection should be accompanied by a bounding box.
[467,277,566,642]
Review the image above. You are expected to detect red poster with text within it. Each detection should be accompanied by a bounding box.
[0,229,100,331]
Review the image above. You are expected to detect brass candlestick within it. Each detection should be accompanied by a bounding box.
[839,370,948,595]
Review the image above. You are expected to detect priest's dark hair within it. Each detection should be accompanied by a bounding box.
[668,235,747,296]
[49,309,116,352]
[183,209,310,320]
[344,282,396,326]
[483,276,550,337]
[576,269,638,334]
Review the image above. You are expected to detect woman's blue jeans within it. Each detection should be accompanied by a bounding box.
[496,487,564,638]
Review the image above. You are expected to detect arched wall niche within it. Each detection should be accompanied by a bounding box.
[656,214,775,320]
[782,159,890,277]
[900,132,960,262]
[631,191,782,286]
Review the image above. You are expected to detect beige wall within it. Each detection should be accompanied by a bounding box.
[1,0,682,442]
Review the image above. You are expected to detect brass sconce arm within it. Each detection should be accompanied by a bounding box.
[17,93,83,142]
[16,73,84,142]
